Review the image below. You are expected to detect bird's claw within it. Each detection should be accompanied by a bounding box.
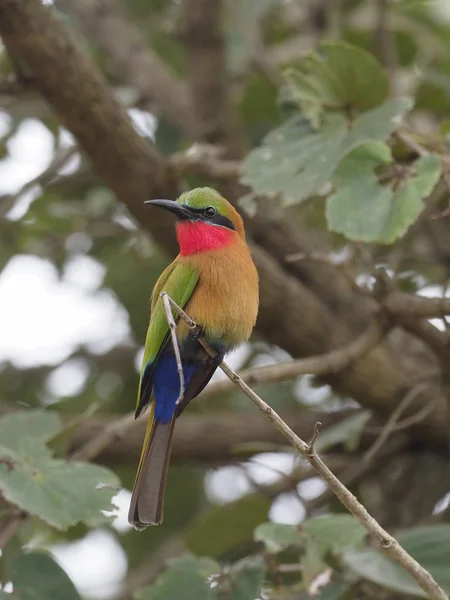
[191,325,203,340]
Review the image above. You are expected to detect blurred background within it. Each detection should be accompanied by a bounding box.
[1,1,450,599]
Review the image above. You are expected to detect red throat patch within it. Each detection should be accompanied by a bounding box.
[176,221,234,256]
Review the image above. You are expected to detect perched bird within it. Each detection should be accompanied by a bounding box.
[128,187,259,529]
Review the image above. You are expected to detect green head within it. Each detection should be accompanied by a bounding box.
[146,187,244,238]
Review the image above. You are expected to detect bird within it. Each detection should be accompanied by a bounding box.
[128,187,259,529]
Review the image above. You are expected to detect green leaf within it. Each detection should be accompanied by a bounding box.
[135,556,220,600]
[0,411,61,452]
[286,42,390,127]
[0,413,120,530]
[0,593,13,599]
[326,153,441,244]
[241,99,411,206]
[302,514,367,556]
[314,411,372,453]
[185,495,271,558]
[344,548,427,597]
[221,559,265,600]
[317,582,353,600]
[344,525,450,597]
[254,522,301,553]
[12,550,81,600]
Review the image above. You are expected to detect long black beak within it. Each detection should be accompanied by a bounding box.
[145,199,192,220]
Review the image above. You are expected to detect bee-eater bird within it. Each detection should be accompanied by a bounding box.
[128,187,259,529]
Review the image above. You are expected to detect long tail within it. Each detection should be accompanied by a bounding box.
[128,404,176,529]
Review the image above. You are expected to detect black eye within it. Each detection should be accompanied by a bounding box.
[204,206,217,217]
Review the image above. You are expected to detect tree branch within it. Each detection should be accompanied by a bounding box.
[0,0,178,252]
[55,0,194,135]
[201,320,390,397]
[67,410,355,466]
[168,296,449,600]
[180,0,231,145]
[168,144,241,181]
[385,291,450,318]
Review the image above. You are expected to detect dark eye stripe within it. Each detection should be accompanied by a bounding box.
[213,214,235,231]
[184,205,235,231]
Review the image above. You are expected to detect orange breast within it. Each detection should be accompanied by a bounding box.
[179,239,259,348]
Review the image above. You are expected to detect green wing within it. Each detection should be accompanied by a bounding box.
[135,260,199,414]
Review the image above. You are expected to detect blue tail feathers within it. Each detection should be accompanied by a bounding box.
[152,353,199,424]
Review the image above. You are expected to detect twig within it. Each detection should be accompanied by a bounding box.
[160,292,185,406]
[363,382,432,464]
[307,421,322,456]
[164,294,448,600]
[0,145,78,218]
[399,318,450,368]
[394,131,429,158]
[0,512,26,549]
[201,321,389,397]
[70,412,136,462]
[168,144,240,181]
[384,291,450,318]
[285,250,374,297]
[392,399,439,431]
[376,0,398,95]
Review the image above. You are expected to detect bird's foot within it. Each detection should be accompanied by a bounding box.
[191,325,204,340]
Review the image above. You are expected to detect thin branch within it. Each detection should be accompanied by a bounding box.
[67,409,358,466]
[384,291,450,318]
[168,144,240,181]
[394,131,429,158]
[201,321,390,397]
[375,0,398,95]
[399,318,450,368]
[0,512,26,550]
[165,295,448,600]
[70,412,136,462]
[0,145,78,218]
[307,421,322,455]
[363,382,432,464]
[161,292,185,406]
[392,399,439,431]
[222,370,446,600]
[285,249,374,297]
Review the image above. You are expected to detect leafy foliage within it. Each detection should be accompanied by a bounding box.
[241,99,411,207]
[135,556,220,600]
[344,525,450,597]
[302,514,367,556]
[285,42,390,127]
[11,551,81,600]
[327,148,441,243]
[0,411,119,529]
[136,556,265,600]
[254,521,300,553]
[241,39,446,244]
[185,495,271,558]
